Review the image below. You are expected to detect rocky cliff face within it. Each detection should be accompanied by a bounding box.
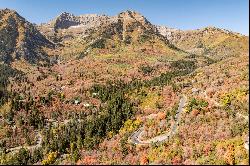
[0,9,54,64]
[37,12,112,43]
[1,9,248,64]
[36,10,248,61]
[156,26,180,41]
[51,12,111,30]
[37,10,183,59]
[54,12,79,29]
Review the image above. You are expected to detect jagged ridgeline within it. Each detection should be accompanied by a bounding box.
[37,10,248,61]
[1,8,248,62]
[0,7,249,165]
[38,10,188,60]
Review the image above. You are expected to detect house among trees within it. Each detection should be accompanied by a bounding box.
[245,135,249,151]
[74,99,80,105]
[192,88,200,95]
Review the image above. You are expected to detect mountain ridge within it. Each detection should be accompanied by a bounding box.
[38,10,247,36]
[0,8,249,165]
[1,8,249,63]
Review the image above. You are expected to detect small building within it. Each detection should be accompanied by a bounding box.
[191,79,196,83]
[74,99,80,105]
[83,103,91,107]
[92,92,98,96]
[244,135,249,151]
[192,88,200,95]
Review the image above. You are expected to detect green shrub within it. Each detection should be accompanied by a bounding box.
[139,65,154,75]
[186,98,208,113]
[170,60,196,71]
[91,38,106,49]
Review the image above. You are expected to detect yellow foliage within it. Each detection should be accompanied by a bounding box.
[0,102,11,116]
[220,88,248,106]
[141,92,163,109]
[129,86,164,110]
[183,108,188,113]
[196,72,203,76]
[213,137,248,165]
[119,119,142,135]
[107,131,114,139]
[42,151,58,165]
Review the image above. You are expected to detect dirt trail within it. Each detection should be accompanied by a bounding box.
[7,132,42,153]
[6,118,84,154]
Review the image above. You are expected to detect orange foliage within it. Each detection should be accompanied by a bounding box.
[77,155,98,165]
[191,109,199,116]
[140,154,149,165]
[171,156,182,165]
[224,145,235,165]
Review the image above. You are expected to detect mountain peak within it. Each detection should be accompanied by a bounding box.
[0,9,54,64]
[0,8,16,13]
[119,10,140,15]
[57,12,75,18]
[53,12,79,29]
[118,10,144,19]
[117,10,150,27]
[0,8,23,20]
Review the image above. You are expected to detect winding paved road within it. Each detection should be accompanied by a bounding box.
[129,95,187,145]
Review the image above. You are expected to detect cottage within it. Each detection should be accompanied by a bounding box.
[192,88,200,95]
[83,103,91,107]
[244,135,249,150]
[74,99,80,105]
[92,92,98,96]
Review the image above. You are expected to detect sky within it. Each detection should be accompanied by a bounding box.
[0,0,249,35]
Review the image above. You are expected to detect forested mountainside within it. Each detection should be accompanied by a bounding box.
[0,9,54,64]
[0,9,249,165]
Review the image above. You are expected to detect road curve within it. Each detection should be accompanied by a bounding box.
[6,95,187,152]
[129,95,187,145]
